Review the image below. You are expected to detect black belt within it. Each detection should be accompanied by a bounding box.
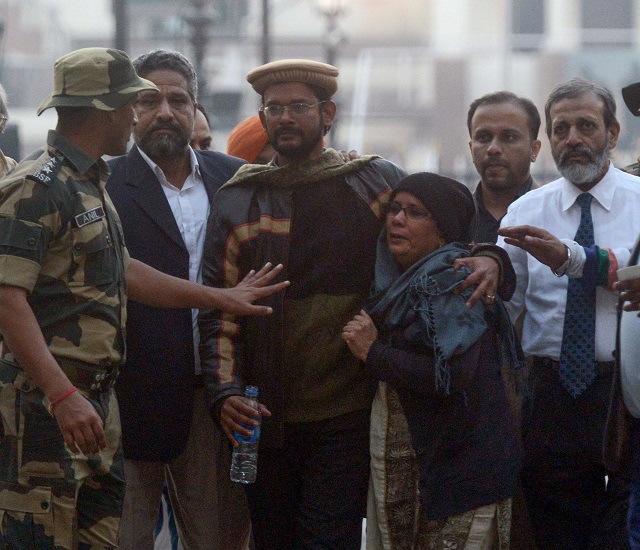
[532,356,616,376]
[0,355,118,393]
[58,358,119,393]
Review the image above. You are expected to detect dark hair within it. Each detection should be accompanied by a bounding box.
[467,91,541,140]
[196,103,211,127]
[544,78,617,136]
[133,49,198,101]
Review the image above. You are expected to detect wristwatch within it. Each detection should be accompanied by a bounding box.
[552,244,571,277]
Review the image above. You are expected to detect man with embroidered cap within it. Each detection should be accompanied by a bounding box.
[197,57,403,549]
[0,47,287,549]
[199,58,511,549]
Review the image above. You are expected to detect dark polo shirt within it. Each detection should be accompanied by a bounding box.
[472,175,537,244]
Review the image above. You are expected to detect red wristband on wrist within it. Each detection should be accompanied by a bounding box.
[48,386,78,417]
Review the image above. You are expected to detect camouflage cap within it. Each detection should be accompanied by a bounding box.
[37,47,158,116]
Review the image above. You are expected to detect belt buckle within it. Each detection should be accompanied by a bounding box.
[89,369,118,392]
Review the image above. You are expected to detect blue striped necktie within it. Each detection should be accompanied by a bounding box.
[559,192,596,397]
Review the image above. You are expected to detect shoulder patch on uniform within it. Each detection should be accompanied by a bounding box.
[28,156,63,186]
[74,206,106,228]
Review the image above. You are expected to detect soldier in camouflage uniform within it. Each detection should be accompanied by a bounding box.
[0,48,287,550]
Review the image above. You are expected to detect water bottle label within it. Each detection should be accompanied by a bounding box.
[234,424,260,443]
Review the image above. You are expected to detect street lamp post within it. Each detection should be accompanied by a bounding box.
[183,0,217,95]
[112,0,129,52]
[316,0,347,146]
[316,0,347,68]
[262,0,271,64]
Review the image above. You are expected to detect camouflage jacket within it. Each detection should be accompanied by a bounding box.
[0,130,129,367]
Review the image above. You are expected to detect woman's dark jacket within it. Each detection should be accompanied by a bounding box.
[366,249,522,521]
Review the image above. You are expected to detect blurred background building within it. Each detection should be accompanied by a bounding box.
[2,0,640,184]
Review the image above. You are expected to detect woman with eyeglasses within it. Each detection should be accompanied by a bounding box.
[342,172,524,549]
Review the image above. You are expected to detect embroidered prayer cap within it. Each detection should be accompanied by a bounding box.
[390,172,476,244]
[622,82,640,116]
[246,59,339,97]
[227,115,270,163]
[37,48,158,115]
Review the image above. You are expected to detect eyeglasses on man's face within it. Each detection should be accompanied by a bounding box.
[382,201,431,221]
[260,101,327,120]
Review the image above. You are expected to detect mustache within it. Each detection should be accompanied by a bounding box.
[274,128,303,139]
[482,159,509,169]
[558,145,595,165]
[147,121,183,134]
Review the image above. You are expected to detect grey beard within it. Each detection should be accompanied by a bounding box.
[556,142,610,186]
[139,133,189,160]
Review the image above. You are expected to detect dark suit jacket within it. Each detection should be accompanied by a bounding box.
[107,145,244,462]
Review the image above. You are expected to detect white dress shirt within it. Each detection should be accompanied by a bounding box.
[497,163,640,362]
[138,146,210,375]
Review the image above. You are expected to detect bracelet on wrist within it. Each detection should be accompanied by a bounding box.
[48,386,78,417]
[552,245,571,277]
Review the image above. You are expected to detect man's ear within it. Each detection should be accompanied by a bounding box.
[258,110,268,130]
[322,100,337,126]
[608,121,621,150]
[530,139,542,162]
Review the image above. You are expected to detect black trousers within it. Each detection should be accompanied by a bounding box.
[246,408,370,550]
[521,358,630,550]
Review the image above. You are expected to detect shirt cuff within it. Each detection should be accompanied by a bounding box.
[0,255,40,292]
[561,239,586,279]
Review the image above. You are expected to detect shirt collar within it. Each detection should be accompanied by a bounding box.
[473,175,534,212]
[560,161,616,212]
[136,144,201,184]
[47,129,108,177]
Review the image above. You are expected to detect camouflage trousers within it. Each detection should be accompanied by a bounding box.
[0,359,124,549]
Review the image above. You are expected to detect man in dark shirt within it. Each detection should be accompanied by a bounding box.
[468,91,542,243]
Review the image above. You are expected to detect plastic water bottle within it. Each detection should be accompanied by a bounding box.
[230,385,260,484]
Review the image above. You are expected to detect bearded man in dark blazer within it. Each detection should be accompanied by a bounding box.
[106,49,250,550]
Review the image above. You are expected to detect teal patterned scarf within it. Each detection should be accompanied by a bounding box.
[367,233,524,393]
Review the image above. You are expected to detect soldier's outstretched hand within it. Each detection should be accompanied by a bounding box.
[219,263,290,316]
